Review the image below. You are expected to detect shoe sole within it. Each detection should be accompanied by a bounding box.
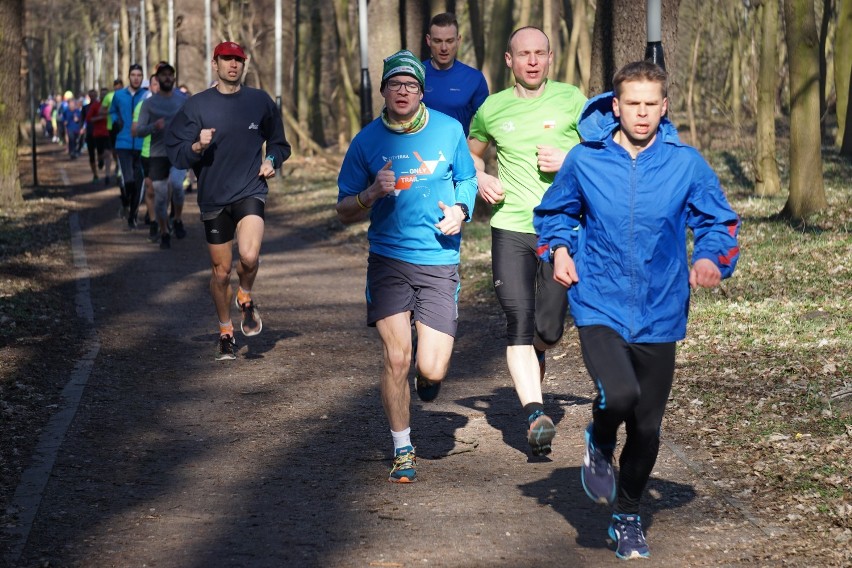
[608,525,650,559]
[235,296,263,336]
[415,373,441,402]
[528,416,556,456]
[215,353,236,361]
[387,475,416,483]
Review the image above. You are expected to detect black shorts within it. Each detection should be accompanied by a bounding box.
[202,197,265,244]
[366,252,460,337]
[147,157,171,181]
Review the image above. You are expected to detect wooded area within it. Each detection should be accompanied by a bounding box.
[5,0,852,222]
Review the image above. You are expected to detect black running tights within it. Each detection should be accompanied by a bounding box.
[578,325,676,515]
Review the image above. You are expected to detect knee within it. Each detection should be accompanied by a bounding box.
[239,250,260,270]
[416,358,448,383]
[384,348,411,377]
[599,383,641,416]
[211,263,232,285]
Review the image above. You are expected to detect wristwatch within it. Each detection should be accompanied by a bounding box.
[455,202,471,222]
[550,244,568,260]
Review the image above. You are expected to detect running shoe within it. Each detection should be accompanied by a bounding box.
[415,372,441,402]
[527,410,556,456]
[173,220,187,239]
[215,334,237,361]
[235,297,263,336]
[582,422,617,505]
[388,445,417,483]
[159,233,171,250]
[608,513,650,560]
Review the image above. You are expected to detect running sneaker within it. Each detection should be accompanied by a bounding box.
[415,372,441,402]
[173,220,187,239]
[388,445,417,483]
[608,513,650,560]
[215,334,237,361]
[235,297,263,336]
[159,233,171,250]
[582,422,617,505]
[527,410,556,456]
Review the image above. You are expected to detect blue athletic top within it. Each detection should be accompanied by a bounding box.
[337,110,477,266]
[534,92,741,343]
[110,86,149,151]
[422,60,489,136]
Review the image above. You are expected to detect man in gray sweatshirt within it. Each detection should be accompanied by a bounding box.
[133,62,188,248]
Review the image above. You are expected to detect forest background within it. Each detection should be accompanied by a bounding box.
[0,0,850,564]
[0,0,849,219]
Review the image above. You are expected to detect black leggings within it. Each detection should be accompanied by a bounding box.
[578,325,676,515]
[491,227,568,345]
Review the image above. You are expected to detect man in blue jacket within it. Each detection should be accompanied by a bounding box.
[336,50,477,484]
[534,61,740,560]
[110,63,148,228]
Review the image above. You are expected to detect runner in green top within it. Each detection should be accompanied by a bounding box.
[467,26,586,457]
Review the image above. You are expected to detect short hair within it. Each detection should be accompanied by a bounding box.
[506,26,550,54]
[613,61,668,98]
[429,12,458,31]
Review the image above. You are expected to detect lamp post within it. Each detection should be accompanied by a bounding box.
[128,6,139,64]
[358,0,372,126]
[112,20,120,79]
[23,36,39,187]
[645,0,665,70]
[139,0,148,73]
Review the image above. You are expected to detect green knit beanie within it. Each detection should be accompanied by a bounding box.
[381,50,426,90]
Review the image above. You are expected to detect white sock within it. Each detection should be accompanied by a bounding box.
[391,427,412,451]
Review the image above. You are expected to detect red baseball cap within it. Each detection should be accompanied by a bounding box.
[213,41,247,60]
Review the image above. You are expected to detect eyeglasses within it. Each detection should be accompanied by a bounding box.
[386,80,420,94]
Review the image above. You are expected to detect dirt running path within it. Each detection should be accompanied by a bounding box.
[4,153,778,567]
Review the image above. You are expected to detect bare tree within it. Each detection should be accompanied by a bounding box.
[755,0,781,197]
[590,0,681,97]
[1,0,23,206]
[780,0,826,220]
[481,0,514,91]
[836,0,852,151]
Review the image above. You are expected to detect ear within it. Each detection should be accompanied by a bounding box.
[612,97,620,118]
[426,34,432,47]
[504,52,512,69]
[661,97,669,116]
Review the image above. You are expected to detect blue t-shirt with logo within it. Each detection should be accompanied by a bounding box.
[422,60,489,136]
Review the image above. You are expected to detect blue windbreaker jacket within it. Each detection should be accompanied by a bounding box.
[533,92,740,343]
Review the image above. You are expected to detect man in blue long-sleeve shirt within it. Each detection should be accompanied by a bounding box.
[166,41,291,360]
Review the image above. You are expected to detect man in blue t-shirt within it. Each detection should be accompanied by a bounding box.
[336,50,477,484]
[422,12,489,136]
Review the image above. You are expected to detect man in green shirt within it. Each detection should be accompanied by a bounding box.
[468,26,586,457]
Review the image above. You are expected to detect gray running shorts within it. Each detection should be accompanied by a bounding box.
[366,252,460,337]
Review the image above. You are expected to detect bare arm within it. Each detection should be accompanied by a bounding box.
[467,137,504,204]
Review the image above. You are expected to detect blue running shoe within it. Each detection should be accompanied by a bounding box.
[388,445,417,483]
[608,513,650,560]
[527,410,556,456]
[582,423,617,505]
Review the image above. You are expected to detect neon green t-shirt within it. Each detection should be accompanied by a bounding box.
[133,99,151,158]
[102,91,116,129]
[469,80,586,233]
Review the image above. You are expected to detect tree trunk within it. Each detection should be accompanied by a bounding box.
[308,1,324,145]
[818,0,832,128]
[481,0,514,91]
[590,0,681,98]
[333,0,361,142]
[780,0,826,220]
[518,0,532,25]
[468,0,485,69]
[686,17,702,148]
[835,0,852,149]
[755,0,781,197]
[843,63,852,157]
[0,0,23,206]
[368,0,402,117]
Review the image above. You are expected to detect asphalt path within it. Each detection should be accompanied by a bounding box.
[2,154,776,567]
